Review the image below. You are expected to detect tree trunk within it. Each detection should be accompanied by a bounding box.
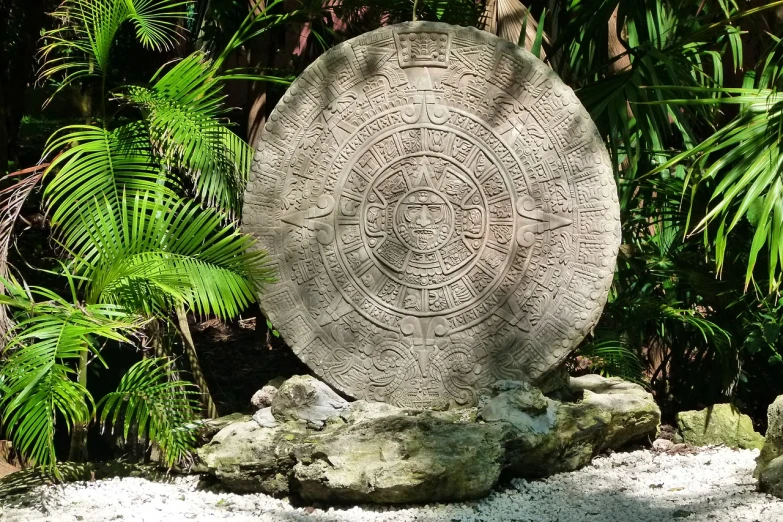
[67,349,89,462]
[245,0,269,148]
[175,304,218,418]
[608,6,631,74]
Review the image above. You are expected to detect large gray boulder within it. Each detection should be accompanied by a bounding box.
[676,404,764,450]
[294,415,507,503]
[756,395,783,496]
[271,375,348,429]
[197,374,660,504]
[479,376,659,477]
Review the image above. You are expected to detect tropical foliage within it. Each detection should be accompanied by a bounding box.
[0,0,282,472]
[2,0,783,473]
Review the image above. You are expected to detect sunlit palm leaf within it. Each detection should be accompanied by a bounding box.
[119,53,252,217]
[42,122,171,253]
[39,0,189,102]
[71,192,273,319]
[648,42,783,290]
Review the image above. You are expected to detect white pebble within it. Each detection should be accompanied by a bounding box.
[1,448,781,521]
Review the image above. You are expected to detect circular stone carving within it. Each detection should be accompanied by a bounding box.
[243,22,621,409]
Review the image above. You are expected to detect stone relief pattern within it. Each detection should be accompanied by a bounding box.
[243,22,620,409]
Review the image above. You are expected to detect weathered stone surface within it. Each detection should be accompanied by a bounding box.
[573,375,660,449]
[294,415,507,504]
[569,373,650,399]
[199,374,659,503]
[197,413,252,443]
[757,396,783,474]
[251,385,279,409]
[253,407,278,428]
[198,420,305,495]
[271,375,348,428]
[481,375,659,477]
[676,404,764,450]
[755,395,783,496]
[243,21,621,409]
[759,455,783,498]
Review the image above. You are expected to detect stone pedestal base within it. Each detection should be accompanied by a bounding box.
[197,374,660,504]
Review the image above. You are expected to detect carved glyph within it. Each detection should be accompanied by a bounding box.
[243,22,621,409]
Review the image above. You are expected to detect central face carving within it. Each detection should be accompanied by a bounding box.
[357,149,492,295]
[395,188,453,251]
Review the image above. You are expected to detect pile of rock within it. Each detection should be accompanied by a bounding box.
[756,396,783,497]
[197,374,660,504]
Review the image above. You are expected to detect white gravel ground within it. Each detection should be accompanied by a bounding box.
[2,447,782,522]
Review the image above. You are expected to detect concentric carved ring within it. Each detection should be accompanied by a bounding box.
[243,22,621,409]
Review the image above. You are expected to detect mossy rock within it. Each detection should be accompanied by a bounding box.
[198,374,661,504]
[676,404,764,450]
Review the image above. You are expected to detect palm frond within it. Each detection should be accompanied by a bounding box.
[70,192,274,319]
[42,122,173,253]
[97,357,202,468]
[0,168,44,341]
[38,0,189,102]
[647,42,783,291]
[118,53,251,217]
[575,339,645,382]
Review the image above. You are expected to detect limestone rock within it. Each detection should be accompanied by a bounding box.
[481,375,659,477]
[755,395,783,496]
[479,381,553,432]
[569,374,650,399]
[271,375,348,429]
[759,455,783,498]
[251,385,279,409]
[757,396,783,475]
[293,415,507,504]
[575,376,660,449]
[338,400,403,424]
[199,374,661,504]
[652,438,674,452]
[197,420,305,495]
[676,404,764,450]
[252,407,278,428]
[197,413,252,443]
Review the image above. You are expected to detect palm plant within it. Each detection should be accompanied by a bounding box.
[537,0,783,409]
[0,0,293,471]
[651,39,783,292]
[0,274,144,472]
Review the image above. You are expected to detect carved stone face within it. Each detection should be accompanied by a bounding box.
[395,189,453,251]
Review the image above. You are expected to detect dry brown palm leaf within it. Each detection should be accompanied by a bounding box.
[480,0,549,60]
[0,165,46,342]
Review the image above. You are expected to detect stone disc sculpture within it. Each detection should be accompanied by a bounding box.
[243,21,620,409]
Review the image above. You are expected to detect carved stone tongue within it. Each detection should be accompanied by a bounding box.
[242,21,621,409]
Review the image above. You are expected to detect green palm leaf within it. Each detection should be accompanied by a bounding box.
[119,53,252,216]
[39,0,189,102]
[0,276,141,473]
[97,357,202,468]
[647,44,783,291]
[70,192,273,319]
[42,122,172,254]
